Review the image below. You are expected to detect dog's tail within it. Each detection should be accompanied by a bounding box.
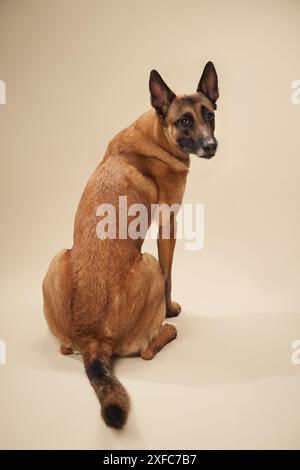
[83,342,130,429]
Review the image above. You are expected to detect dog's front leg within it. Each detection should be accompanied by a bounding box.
[157,212,181,317]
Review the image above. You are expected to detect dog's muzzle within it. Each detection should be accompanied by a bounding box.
[196,137,218,158]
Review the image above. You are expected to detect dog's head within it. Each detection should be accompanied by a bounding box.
[149,62,219,158]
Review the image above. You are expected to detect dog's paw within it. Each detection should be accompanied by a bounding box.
[141,347,155,360]
[60,345,74,355]
[166,301,181,317]
[163,323,177,340]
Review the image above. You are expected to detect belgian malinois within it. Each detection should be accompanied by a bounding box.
[43,62,219,429]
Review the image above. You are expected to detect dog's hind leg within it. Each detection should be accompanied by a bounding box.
[141,323,177,360]
[42,249,74,350]
[115,253,178,359]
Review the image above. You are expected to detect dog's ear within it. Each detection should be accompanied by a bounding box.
[197,61,219,105]
[149,70,175,117]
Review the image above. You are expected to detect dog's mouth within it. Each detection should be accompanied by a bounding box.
[198,150,216,159]
[181,146,216,159]
[179,139,218,159]
[195,147,217,159]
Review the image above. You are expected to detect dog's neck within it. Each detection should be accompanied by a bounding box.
[136,109,191,168]
[105,109,190,174]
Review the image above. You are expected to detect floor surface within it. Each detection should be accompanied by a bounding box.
[1,281,300,450]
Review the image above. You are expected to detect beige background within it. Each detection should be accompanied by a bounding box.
[0,0,300,449]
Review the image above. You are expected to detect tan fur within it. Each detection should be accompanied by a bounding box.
[43,108,189,354]
[42,64,219,428]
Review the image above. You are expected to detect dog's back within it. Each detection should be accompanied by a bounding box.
[43,63,219,428]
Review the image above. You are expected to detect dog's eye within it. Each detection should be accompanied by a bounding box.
[179,114,193,128]
[203,108,215,121]
[181,117,189,126]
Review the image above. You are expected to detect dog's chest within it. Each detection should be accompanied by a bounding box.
[157,171,188,206]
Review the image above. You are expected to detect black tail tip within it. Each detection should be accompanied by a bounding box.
[103,403,127,429]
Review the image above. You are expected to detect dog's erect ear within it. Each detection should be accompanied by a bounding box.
[149,70,176,117]
[197,61,219,105]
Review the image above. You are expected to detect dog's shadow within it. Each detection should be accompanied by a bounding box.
[116,313,300,387]
[42,313,300,388]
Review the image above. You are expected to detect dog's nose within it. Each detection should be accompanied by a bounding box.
[202,138,217,153]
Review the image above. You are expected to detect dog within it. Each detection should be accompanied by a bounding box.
[42,61,219,429]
